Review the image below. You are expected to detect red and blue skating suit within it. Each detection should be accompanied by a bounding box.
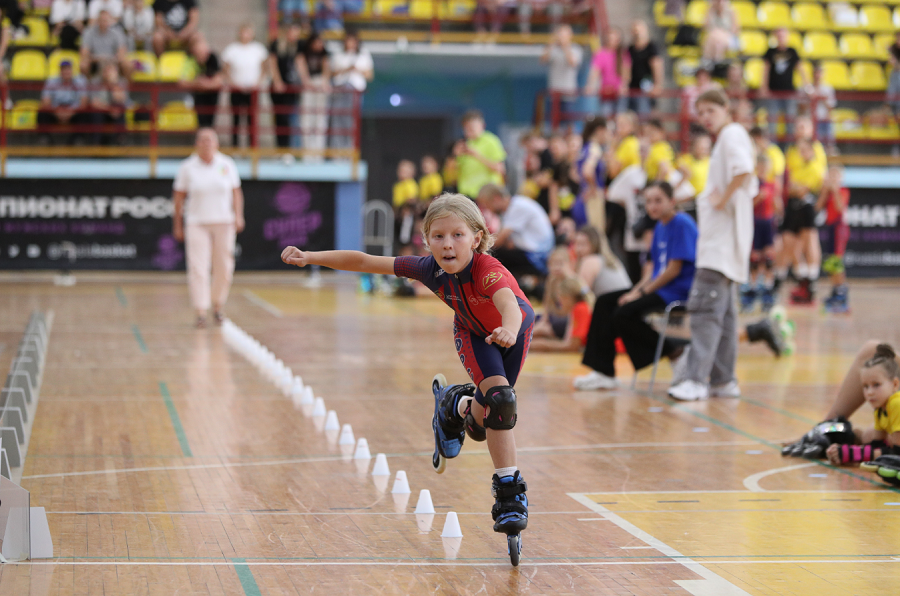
[394,252,535,404]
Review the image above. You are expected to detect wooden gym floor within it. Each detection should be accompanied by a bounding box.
[0,272,899,595]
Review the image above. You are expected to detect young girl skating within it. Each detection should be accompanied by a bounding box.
[281,193,534,564]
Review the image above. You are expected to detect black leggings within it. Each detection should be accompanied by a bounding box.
[271,92,298,148]
[230,92,253,147]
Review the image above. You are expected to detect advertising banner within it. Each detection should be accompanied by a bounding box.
[0,179,335,270]
[842,188,900,278]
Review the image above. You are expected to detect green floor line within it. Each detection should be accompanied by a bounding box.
[115,286,128,307]
[736,396,818,425]
[158,382,193,457]
[131,325,148,353]
[231,558,262,596]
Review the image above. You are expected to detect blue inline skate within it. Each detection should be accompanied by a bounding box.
[492,471,528,566]
[431,374,475,473]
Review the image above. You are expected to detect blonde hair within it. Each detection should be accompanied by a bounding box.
[422,193,495,253]
[558,276,587,302]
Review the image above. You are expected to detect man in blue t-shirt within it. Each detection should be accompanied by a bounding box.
[574,181,698,391]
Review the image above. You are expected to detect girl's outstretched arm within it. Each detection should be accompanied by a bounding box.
[281,247,396,275]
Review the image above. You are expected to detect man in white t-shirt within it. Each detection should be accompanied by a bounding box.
[330,30,373,150]
[221,24,268,147]
[480,183,555,282]
[669,88,757,402]
[173,128,245,328]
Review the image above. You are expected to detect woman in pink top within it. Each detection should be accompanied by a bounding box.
[584,27,631,118]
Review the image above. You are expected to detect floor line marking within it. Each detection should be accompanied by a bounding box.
[115,286,127,307]
[242,290,283,318]
[131,324,148,353]
[158,382,192,458]
[231,558,262,596]
[569,492,752,596]
[743,463,818,492]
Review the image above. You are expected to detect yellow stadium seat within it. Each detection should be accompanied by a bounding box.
[769,30,803,52]
[9,49,47,80]
[447,0,475,18]
[866,119,900,140]
[5,99,40,130]
[744,57,764,88]
[851,60,887,90]
[803,32,840,59]
[14,17,49,46]
[128,51,158,82]
[157,101,198,131]
[874,33,895,58]
[674,58,700,88]
[794,59,813,87]
[410,0,446,19]
[374,0,407,15]
[740,30,769,56]
[654,0,681,27]
[791,3,829,31]
[757,1,792,29]
[685,1,709,27]
[820,59,852,89]
[840,33,877,59]
[831,108,864,140]
[860,6,893,32]
[158,51,189,82]
[666,28,702,58]
[47,49,79,78]
[733,1,759,28]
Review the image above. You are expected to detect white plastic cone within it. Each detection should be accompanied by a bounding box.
[414,489,435,514]
[371,453,390,476]
[324,410,340,430]
[292,376,304,392]
[300,386,315,405]
[353,438,371,460]
[441,512,463,538]
[312,397,326,417]
[338,424,355,445]
[391,470,411,494]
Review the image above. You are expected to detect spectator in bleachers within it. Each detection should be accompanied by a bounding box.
[733,97,755,129]
[89,61,129,145]
[518,130,552,212]
[50,0,87,51]
[725,62,747,102]
[749,125,785,208]
[643,118,674,183]
[623,19,662,116]
[38,59,88,142]
[675,131,711,220]
[542,24,583,124]
[531,249,578,346]
[314,0,344,32]
[606,138,650,282]
[0,0,24,80]
[683,66,720,119]
[606,110,640,180]
[529,276,593,353]
[297,31,330,161]
[573,115,608,229]
[442,147,459,193]
[474,0,507,40]
[393,159,421,254]
[88,0,123,25]
[702,0,738,65]
[519,0,564,36]
[182,35,223,128]
[152,0,200,56]
[222,23,268,148]
[455,109,507,199]
[809,62,835,149]
[585,26,629,118]
[548,133,577,224]
[419,155,443,201]
[760,27,806,141]
[80,10,130,76]
[330,29,373,150]
[122,0,155,51]
[280,0,310,28]
[573,225,632,299]
[269,23,303,149]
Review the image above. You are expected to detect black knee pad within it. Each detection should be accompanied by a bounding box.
[483,385,517,430]
[465,412,486,442]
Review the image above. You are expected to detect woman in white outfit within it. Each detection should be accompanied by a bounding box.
[172,128,245,328]
[297,32,330,161]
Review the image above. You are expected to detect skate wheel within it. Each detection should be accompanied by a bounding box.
[433,451,446,474]
[507,534,521,567]
[432,373,447,392]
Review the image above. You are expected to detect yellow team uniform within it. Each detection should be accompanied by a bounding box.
[393,179,419,208]
[875,392,900,437]
[644,140,674,181]
[614,135,641,172]
[765,144,785,184]
[419,172,443,201]
[676,154,710,195]
[786,141,827,193]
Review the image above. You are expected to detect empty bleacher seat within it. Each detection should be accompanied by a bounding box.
[791,3,829,31]
[685,1,709,27]
[831,108,864,140]
[744,57,765,88]
[10,49,47,80]
[128,51,158,82]
[820,59,852,89]
[47,50,79,78]
[804,32,840,59]
[158,51,189,82]
[861,6,894,32]
[374,0,409,15]
[757,1,792,29]
[830,4,860,31]
[13,17,49,47]
[740,30,769,56]
[840,33,877,59]
[874,33,895,57]
[733,1,759,28]
[410,0,446,18]
[6,100,40,130]
[157,101,198,131]
[851,60,887,90]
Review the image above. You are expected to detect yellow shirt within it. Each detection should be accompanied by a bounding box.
[676,154,710,195]
[786,141,827,193]
[645,141,674,181]
[614,135,641,171]
[393,179,419,208]
[874,391,900,436]
[419,172,443,201]
[765,144,785,183]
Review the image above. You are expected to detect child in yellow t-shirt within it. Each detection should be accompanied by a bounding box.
[393,160,419,209]
[607,111,640,180]
[642,118,674,182]
[419,155,444,201]
[675,132,711,213]
[827,344,900,467]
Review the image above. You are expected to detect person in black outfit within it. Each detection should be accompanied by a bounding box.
[152,0,199,56]
[182,35,222,128]
[268,23,302,149]
[760,27,806,141]
[297,32,330,160]
[623,19,662,115]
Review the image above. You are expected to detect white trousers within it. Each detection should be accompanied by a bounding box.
[185,223,236,312]
[302,75,330,160]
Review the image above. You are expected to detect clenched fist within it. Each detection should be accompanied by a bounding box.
[485,327,517,348]
[281,246,309,267]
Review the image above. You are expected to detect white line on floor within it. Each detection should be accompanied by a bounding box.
[743,463,818,492]
[241,290,283,317]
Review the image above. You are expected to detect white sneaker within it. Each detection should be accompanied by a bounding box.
[667,380,709,401]
[573,371,620,391]
[710,380,741,397]
[670,346,690,386]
